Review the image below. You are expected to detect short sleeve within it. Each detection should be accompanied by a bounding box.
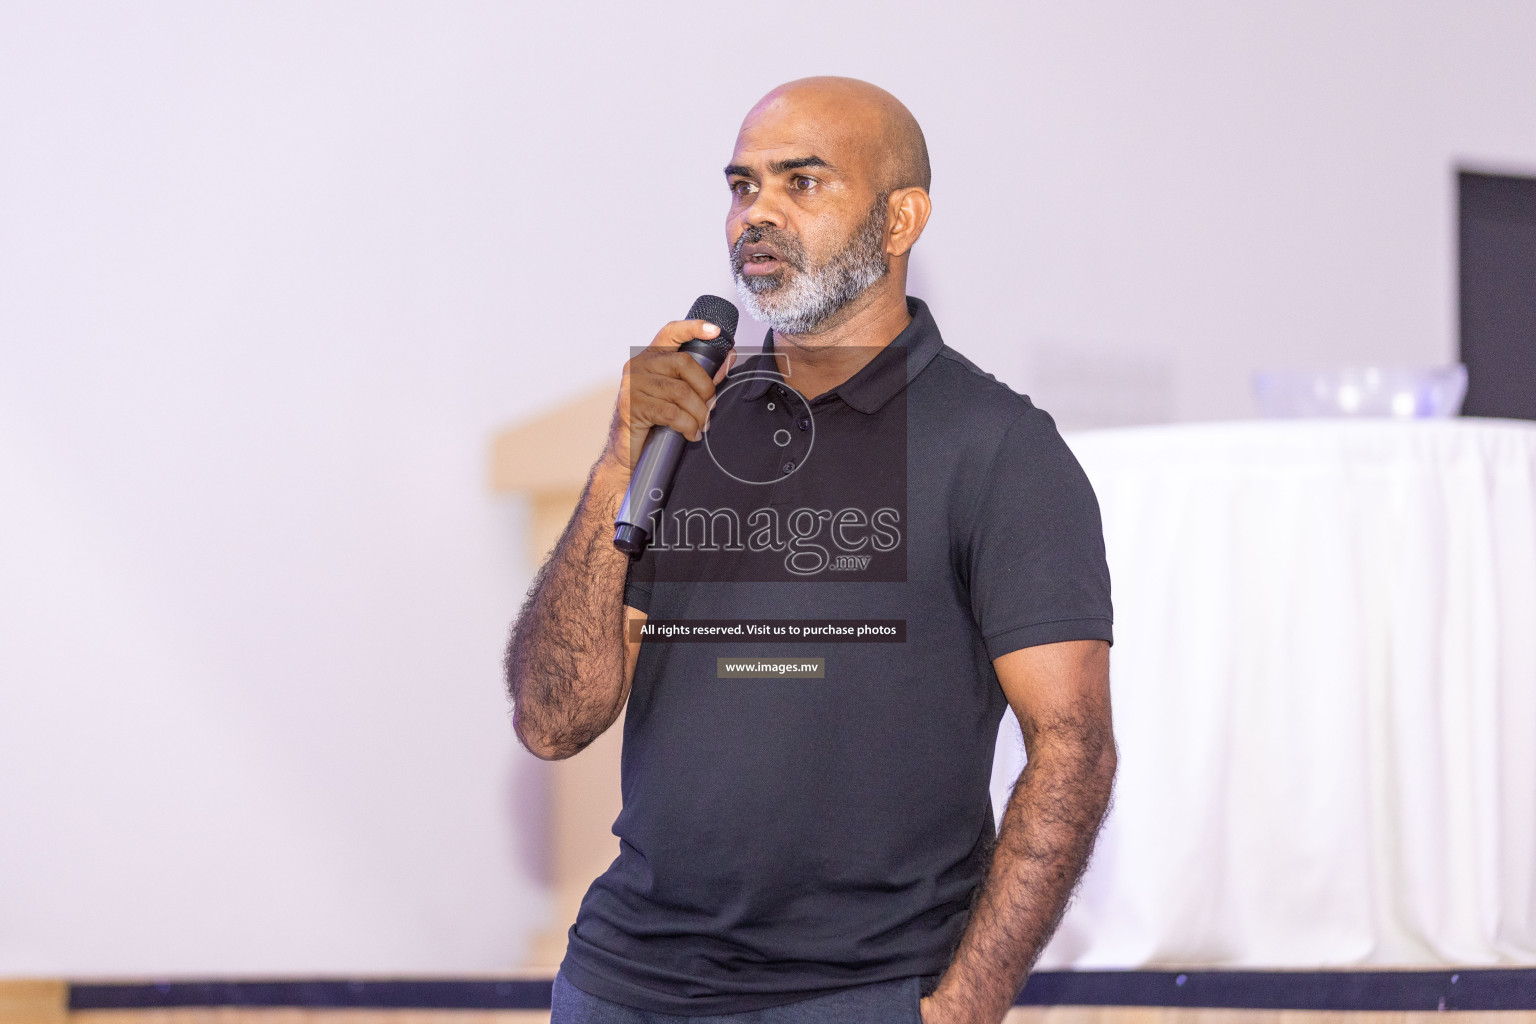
[965,405,1113,660]
[623,546,655,614]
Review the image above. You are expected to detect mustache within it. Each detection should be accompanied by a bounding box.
[730,225,808,274]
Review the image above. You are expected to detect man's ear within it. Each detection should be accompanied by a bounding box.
[885,187,932,258]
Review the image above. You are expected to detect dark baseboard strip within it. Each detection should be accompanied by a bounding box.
[1016,969,1536,1011]
[68,969,1536,1013]
[69,981,554,1012]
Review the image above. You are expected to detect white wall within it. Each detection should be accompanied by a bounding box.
[2,0,1534,975]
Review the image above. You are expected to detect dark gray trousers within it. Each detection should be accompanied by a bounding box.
[550,974,925,1024]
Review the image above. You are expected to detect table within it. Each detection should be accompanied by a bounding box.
[992,418,1536,968]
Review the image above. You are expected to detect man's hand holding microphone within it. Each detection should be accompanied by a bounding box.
[606,295,738,557]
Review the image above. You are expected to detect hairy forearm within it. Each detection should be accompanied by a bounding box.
[932,722,1117,1023]
[504,458,633,760]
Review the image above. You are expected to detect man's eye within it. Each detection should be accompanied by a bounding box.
[791,176,816,191]
[730,180,757,197]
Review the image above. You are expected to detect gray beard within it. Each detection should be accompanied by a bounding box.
[731,197,889,336]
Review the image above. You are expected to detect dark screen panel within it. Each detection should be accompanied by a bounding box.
[1459,170,1536,420]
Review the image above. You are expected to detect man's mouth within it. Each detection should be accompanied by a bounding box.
[736,240,792,277]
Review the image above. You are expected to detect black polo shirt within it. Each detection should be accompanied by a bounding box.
[559,297,1112,1014]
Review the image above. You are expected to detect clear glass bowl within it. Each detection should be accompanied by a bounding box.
[1253,365,1468,419]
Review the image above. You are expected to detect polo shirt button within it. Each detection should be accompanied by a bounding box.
[782,460,796,473]
[797,416,811,430]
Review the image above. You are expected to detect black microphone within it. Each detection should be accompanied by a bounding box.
[613,295,739,557]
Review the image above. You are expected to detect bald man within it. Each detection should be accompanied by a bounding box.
[506,78,1116,1024]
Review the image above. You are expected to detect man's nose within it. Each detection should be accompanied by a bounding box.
[741,188,785,229]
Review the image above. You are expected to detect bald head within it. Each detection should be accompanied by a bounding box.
[725,77,934,339]
[742,77,931,194]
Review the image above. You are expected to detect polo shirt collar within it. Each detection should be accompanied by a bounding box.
[738,296,944,414]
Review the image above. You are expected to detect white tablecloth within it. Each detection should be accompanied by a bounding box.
[989,418,1536,968]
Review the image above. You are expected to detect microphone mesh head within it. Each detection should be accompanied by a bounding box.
[686,294,739,351]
